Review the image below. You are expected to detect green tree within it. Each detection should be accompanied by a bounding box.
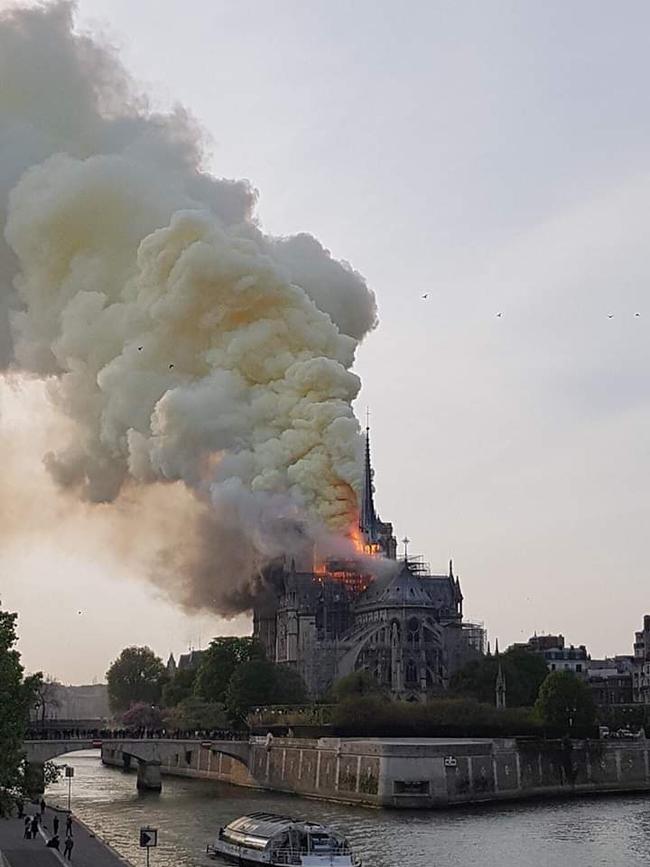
[194,637,265,703]
[162,668,197,708]
[274,665,308,705]
[106,646,166,713]
[503,647,552,706]
[450,647,549,707]
[225,660,307,722]
[330,670,384,702]
[0,606,27,814]
[0,605,52,812]
[534,671,596,734]
[164,697,228,731]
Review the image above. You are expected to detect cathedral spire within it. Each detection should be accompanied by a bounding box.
[359,423,378,542]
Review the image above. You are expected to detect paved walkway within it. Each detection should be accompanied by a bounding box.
[0,805,133,867]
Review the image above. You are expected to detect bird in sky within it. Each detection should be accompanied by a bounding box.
[496,312,503,318]
[138,346,143,350]
[608,314,614,319]
[169,363,174,369]
[422,293,429,299]
[634,312,641,317]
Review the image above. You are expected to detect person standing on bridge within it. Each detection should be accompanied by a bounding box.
[63,836,74,860]
[53,814,60,836]
[31,814,39,839]
[66,813,73,837]
[24,816,32,839]
[40,797,46,817]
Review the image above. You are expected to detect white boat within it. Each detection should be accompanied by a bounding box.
[206,811,362,866]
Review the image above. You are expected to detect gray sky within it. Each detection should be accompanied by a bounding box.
[3,0,650,682]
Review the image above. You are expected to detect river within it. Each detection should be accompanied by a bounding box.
[46,751,650,867]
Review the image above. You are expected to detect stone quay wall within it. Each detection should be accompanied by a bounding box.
[101,736,650,809]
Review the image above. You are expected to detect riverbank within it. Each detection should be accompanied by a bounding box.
[103,734,650,809]
[0,805,133,867]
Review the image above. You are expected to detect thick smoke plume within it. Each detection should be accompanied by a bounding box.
[0,2,378,614]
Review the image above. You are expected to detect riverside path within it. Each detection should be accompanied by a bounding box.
[0,805,133,867]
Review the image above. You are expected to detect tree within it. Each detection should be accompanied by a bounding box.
[225,660,307,722]
[194,637,265,703]
[450,647,549,707]
[274,665,308,705]
[32,675,61,723]
[534,671,596,734]
[106,646,166,713]
[503,647,552,706]
[162,667,197,708]
[164,697,228,731]
[0,605,51,812]
[121,702,164,730]
[330,670,384,702]
[0,606,27,813]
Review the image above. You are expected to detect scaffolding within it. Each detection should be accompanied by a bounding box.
[462,621,487,654]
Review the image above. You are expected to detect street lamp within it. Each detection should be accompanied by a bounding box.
[64,765,74,812]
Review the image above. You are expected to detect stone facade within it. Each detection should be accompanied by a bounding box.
[102,736,650,809]
[256,559,475,699]
[633,615,650,703]
[254,427,484,698]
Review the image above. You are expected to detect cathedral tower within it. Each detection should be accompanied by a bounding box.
[358,425,397,559]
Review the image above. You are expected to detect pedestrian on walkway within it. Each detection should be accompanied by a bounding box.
[53,814,59,835]
[31,815,39,838]
[23,816,32,839]
[40,797,46,816]
[16,797,24,818]
[63,836,74,860]
[65,813,73,836]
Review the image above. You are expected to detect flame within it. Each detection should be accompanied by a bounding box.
[310,515,380,595]
[349,524,382,556]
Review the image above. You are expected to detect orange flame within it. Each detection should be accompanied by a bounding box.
[310,515,380,595]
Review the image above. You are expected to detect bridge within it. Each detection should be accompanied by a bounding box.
[22,737,252,792]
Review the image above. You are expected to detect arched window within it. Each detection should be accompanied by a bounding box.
[405,660,418,684]
[407,617,420,645]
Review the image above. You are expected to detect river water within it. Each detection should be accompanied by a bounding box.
[46,751,650,867]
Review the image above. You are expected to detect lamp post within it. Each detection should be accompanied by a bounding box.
[64,765,74,812]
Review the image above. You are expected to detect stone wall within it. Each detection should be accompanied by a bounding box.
[102,736,650,809]
[101,743,257,788]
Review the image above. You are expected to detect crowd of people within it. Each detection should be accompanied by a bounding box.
[24,726,248,741]
[15,796,75,860]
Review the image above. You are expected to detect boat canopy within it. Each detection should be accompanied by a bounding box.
[221,812,340,852]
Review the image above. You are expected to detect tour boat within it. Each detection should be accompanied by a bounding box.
[206,811,362,866]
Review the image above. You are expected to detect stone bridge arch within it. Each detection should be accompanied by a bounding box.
[101,739,252,791]
[23,738,252,793]
[21,740,101,795]
[23,740,100,765]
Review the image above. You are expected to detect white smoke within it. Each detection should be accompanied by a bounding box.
[0,2,378,613]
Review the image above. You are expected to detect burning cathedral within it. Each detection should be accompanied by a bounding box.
[253,428,485,700]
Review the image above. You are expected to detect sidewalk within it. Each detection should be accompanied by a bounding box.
[0,805,133,867]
